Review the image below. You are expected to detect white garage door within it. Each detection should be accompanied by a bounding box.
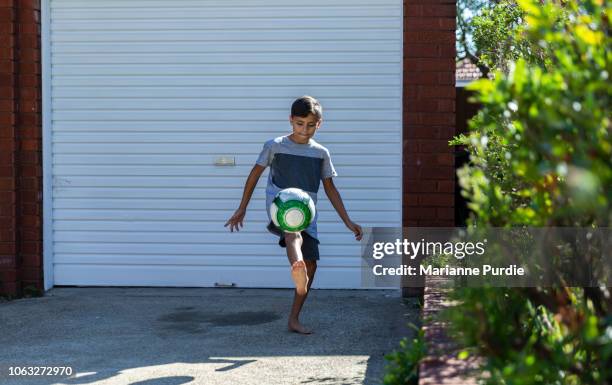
[44,0,402,289]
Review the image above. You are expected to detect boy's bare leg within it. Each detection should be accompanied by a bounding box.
[284,232,308,295]
[288,260,317,334]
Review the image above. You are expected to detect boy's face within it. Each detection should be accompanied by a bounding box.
[289,113,321,144]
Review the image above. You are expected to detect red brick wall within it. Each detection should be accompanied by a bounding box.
[403,0,456,227]
[0,0,42,297]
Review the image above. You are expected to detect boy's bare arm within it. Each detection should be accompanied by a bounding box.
[224,164,266,232]
[322,178,363,241]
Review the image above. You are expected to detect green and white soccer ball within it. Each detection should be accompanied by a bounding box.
[270,188,316,233]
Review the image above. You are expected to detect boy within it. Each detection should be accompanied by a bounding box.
[224,95,362,334]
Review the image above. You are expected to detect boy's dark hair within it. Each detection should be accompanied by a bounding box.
[291,95,322,120]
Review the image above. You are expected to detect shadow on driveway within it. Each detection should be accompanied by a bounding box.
[0,287,419,385]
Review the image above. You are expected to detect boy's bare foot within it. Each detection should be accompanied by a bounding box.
[288,320,313,334]
[291,260,308,295]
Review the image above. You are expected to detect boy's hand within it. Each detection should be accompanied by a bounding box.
[345,220,363,241]
[225,208,246,232]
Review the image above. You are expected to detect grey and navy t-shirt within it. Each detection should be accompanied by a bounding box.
[255,135,337,241]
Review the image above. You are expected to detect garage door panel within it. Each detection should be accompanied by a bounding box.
[52,6,398,19]
[52,132,399,145]
[52,197,400,211]
[52,18,398,31]
[53,52,398,64]
[51,176,399,189]
[52,41,400,54]
[54,219,395,231]
[52,110,397,122]
[53,63,400,77]
[52,220,386,234]
[52,30,399,43]
[53,86,400,99]
[54,254,363,268]
[52,74,399,87]
[53,121,401,132]
[53,242,359,257]
[53,142,398,155]
[53,230,365,246]
[53,130,402,146]
[53,154,402,167]
[53,165,401,178]
[52,208,398,223]
[52,187,401,201]
[52,98,401,111]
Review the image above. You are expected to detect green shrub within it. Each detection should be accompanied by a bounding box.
[383,325,426,385]
[446,0,611,384]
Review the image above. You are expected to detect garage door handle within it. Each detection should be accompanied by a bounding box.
[214,156,235,166]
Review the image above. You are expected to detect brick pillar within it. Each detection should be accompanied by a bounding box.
[0,0,43,297]
[402,0,456,296]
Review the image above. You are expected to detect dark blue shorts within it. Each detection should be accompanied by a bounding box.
[266,221,320,261]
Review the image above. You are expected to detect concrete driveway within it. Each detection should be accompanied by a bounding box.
[0,287,419,385]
